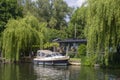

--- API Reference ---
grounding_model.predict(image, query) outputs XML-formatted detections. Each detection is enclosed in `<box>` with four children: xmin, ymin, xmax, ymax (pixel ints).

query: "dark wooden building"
<box><xmin>53</xmin><ymin>38</ymin><xmax>87</xmax><ymax>54</ymax></box>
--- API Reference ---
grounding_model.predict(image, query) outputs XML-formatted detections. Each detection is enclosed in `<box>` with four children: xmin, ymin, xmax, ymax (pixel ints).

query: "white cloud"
<box><xmin>64</xmin><ymin>0</ymin><xmax>86</xmax><ymax>8</ymax></box>
<box><xmin>31</xmin><ymin>0</ymin><xmax>36</xmax><ymax>2</ymax></box>
<box><xmin>76</xmin><ymin>0</ymin><xmax>86</xmax><ymax>7</ymax></box>
<box><xmin>32</xmin><ymin>0</ymin><xmax>86</xmax><ymax>8</ymax></box>
<box><xmin>65</xmin><ymin>0</ymin><xmax>76</xmax><ymax>7</ymax></box>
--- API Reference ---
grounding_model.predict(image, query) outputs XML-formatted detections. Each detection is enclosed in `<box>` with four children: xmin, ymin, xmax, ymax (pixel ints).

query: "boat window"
<box><xmin>51</xmin><ymin>53</ymin><xmax>62</xmax><ymax>56</ymax></box>
<box><xmin>51</xmin><ymin>54</ymin><xmax>56</xmax><ymax>56</ymax></box>
<box><xmin>46</xmin><ymin>54</ymin><xmax>52</xmax><ymax>57</ymax></box>
<box><xmin>55</xmin><ymin>53</ymin><xmax>62</xmax><ymax>56</ymax></box>
<box><xmin>38</xmin><ymin>52</ymin><xmax>45</xmax><ymax>57</ymax></box>
<box><xmin>41</xmin><ymin>52</ymin><xmax>45</xmax><ymax>56</ymax></box>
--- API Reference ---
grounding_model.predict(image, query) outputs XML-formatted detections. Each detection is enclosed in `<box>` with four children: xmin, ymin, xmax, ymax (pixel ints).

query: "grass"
<box><xmin>70</xmin><ymin>58</ymin><xmax>81</xmax><ymax>62</ymax></box>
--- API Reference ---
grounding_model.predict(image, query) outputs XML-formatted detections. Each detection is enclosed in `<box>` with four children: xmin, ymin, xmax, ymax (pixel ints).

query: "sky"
<box><xmin>64</xmin><ymin>0</ymin><xmax>86</xmax><ymax>8</ymax></box>
<box><xmin>32</xmin><ymin>0</ymin><xmax>86</xmax><ymax>8</ymax></box>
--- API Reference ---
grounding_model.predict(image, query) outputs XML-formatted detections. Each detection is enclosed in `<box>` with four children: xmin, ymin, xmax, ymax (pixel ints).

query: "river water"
<box><xmin>0</xmin><ymin>63</ymin><xmax>120</xmax><ymax>80</ymax></box>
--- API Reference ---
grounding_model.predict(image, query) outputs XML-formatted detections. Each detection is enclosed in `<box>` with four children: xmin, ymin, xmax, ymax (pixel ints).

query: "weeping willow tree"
<box><xmin>85</xmin><ymin>0</ymin><xmax>120</xmax><ymax>66</ymax></box>
<box><xmin>23</xmin><ymin>15</ymin><xmax>48</xmax><ymax>49</ymax></box>
<box><xmin>2</xmin><ymin>15</ymin><xmax>47</xmax><ymax>62</ymax></box>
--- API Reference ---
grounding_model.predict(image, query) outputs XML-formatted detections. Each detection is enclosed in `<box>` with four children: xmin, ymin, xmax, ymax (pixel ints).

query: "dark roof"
<box><xmin>53</xmin><ymin>38</ymin><xmax>87</xmax><ymax>43</ymax></box>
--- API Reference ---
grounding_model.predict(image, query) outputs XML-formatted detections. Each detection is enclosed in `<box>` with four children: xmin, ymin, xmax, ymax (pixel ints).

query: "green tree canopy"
<box><xmin>15</xmin><ymin>0</ymin><xmax>73</xmax><ymax>42</ymax></box>
<box><xmin>85</xmin><ymin>0</ymin><xmax>120</xmax><ymax>66</ymax></box>
<box><xmin>0</xmin><ymin>0</ymin><xmax>23</xmax><ymax>33</ymax></box>
<box><xmin>66</xmin><ymin>6</ymin><xmax>87</xmax><ymax>38</ymax></box>
<box><xmin>21</xmin><ymin>0</ymin><xmax>73</xmax><ymax>30</ymax></box>
<box><xmin>2</xmin><ymin>15</ymin><xmax>47</xmax><ymax>62</ymax></box>
<box><xmin>47</xmin><ymin>28</ymin><xmax>67</xmax><ymax>41</ymax></box>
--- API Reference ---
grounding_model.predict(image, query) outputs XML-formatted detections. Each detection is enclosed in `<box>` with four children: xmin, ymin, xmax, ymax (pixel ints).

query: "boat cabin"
<box><xmin>36</xmin><ymin>50</ymin><xmax>63</xmax><ymax>58</ymax></box>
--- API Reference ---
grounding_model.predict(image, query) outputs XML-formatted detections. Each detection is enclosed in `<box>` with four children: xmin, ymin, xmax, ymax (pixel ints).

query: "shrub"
<box><xmin>75</xmin><ymin>44</ymin><xmax>86</xmax><ymax>58</ymax></box>
<box><xmin>68</xmin><ymin>52</ymin><xmax>76</xmax><ymax>58</ymax></box>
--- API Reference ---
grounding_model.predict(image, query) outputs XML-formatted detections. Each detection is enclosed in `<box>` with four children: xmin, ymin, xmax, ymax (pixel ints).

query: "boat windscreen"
<box><xmin>37</xmin><ymin>52</ymin><xmax>45</xmax><ymax>57</ymax></box>
<box><xmin>52</xmin><ymin>52</ymin><xmax>62</xmax><ymax>56</ymax></box>
<box><xmin>57</xmin><ymin>53</ymin><xmax>62</xmax><ymax>56</ymax></box>
<box><xmin>46</xmin><ymin>54</ymin><xmax>52</xmax><ymax>57</ymax></box>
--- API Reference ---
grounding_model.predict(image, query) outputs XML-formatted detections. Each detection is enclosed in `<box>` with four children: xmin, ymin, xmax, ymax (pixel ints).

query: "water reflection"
<box><xmin>0</xmin><ymin>63</ymin><xmax>37</xmax><ymax>80</ymax></box>
<box><xmin>0</xmin><ymin>64</ymin><xmax>20</xmax><ymax>80</ymax></box>
<box><xmin>34</xmin><ymin>65</ymin><xmax>70</xmax><ymax>80</ymax></box>
<box><xmin>34</xmin><ymin>65</ymin><xmax>120</xmax><ymax>80</ymax></box>
<box><xmin>0</xmin><ymin>63</ymin><xmax>120</xmax><ymax>80</ymax></box>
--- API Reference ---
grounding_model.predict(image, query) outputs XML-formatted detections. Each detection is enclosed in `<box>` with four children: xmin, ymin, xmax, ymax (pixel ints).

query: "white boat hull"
<box><xmin>33</xmin><ymin>58</ymin><xmax>69</xmax><ymax>66</ymax></box>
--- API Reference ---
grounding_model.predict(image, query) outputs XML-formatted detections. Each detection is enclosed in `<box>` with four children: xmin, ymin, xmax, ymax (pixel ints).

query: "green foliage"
<box><xmin>75</xmin><ymin>44</ymin><xmax>86</xmax><ymax>58</ymax></box>
<box><xmin>81</xmin><ymin>57</ymin><xmax>91</xmax><ymax>66</ymax></box>
<box><xmin>50</xmin><ymin>0</ymin><xmax>72</xmax><ymax>29</ymax></box>
<box><xmin>22</xmin><ymin>0</ymin><xmax>73</xmax><ymax>30</ymax></box>
<box><xmin>68</xmin><ymin>52</ymin><xmax>75</xmax><ymax>58</ymax></box>
<box><xmin>43</xmin><ymin>42</ymin><xmax>59</xmax><ymax>49</ymax></box>
<box><xmin>85</xmin><ymin>0</ymin><xmax>120</xmax><ymax>66</ymax></box>
<box><xmin>17</xmin><ymin>0</ymin><xmax>72</xmax><ymax>42</ymax></box>
<box><xmin>0</xmin><ymin>0</ymin><xmax>23</xmax><ymax>33</ymax></box>
<box><xmin>2</xmin><ymin>15</ymin><xmax>47</xmax><ymax>62</ymax></box>
<box><xmin>49</xmin><ymin>17</ymin><xmax>57</xmax><ymax>28</ymax></box>
<box><xmin>66</xmin><ymin>6</ymin><xmax>87</xmax><ymax>38</ymax></box>
<box><xmin>81</xmin><ymin>54</ymin><xmax>96</xmax><ymax>66</ymax></box>
<box><xmin>47</xmin><ymin>28</ymin><xmax>67</xmax><ymax>41</ymax></box>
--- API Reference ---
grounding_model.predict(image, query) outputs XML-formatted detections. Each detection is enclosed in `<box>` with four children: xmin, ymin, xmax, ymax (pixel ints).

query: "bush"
<box><xmin>75</xmin><ymin>44</ymin><xmax>86</xmax><ymax>58</ymax></box>
<box><xmin>81</xmin><ymin>55</ymin><xmax>96</xmax><ymax>66</ymax></box>
<box><xmin>68</xmin><ymin>52</ymin><xmax>76</xmax><ymax>58</ymax></box>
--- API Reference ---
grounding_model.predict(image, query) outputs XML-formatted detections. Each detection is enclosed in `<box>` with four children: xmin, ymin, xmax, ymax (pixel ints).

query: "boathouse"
<box><xmin>53</xmin><ymin>38</ymin><xmax>87</xmax><ymax>54</ymax></box>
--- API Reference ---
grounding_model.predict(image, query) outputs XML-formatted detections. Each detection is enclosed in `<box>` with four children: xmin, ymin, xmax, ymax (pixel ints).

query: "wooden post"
<box><xmin>66</xmin><ymin>44</ymin><xmax>69</xmax><ymax>56</ymax></box>
<box><xmin>53</xmin><ymin>46</ymin><xmax>56</xmax><ymax>52</ymax></box>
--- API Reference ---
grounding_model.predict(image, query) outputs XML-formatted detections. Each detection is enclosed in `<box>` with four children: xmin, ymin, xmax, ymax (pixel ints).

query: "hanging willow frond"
<box><xmin>2</xmin><ymin>15</ymin><xmax>47</xmax><ymax>62</ymax></box>
<box><xmin>85</xmin><ymin>0</ymin><xmax>120</xmax><ymax>66</ymax></box>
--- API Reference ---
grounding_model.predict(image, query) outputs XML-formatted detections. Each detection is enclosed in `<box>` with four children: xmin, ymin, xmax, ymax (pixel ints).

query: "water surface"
<box><xmin>0</xmin><ymin>63</ymin><xmax>120</xmax><ymax>80</ymax></box>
